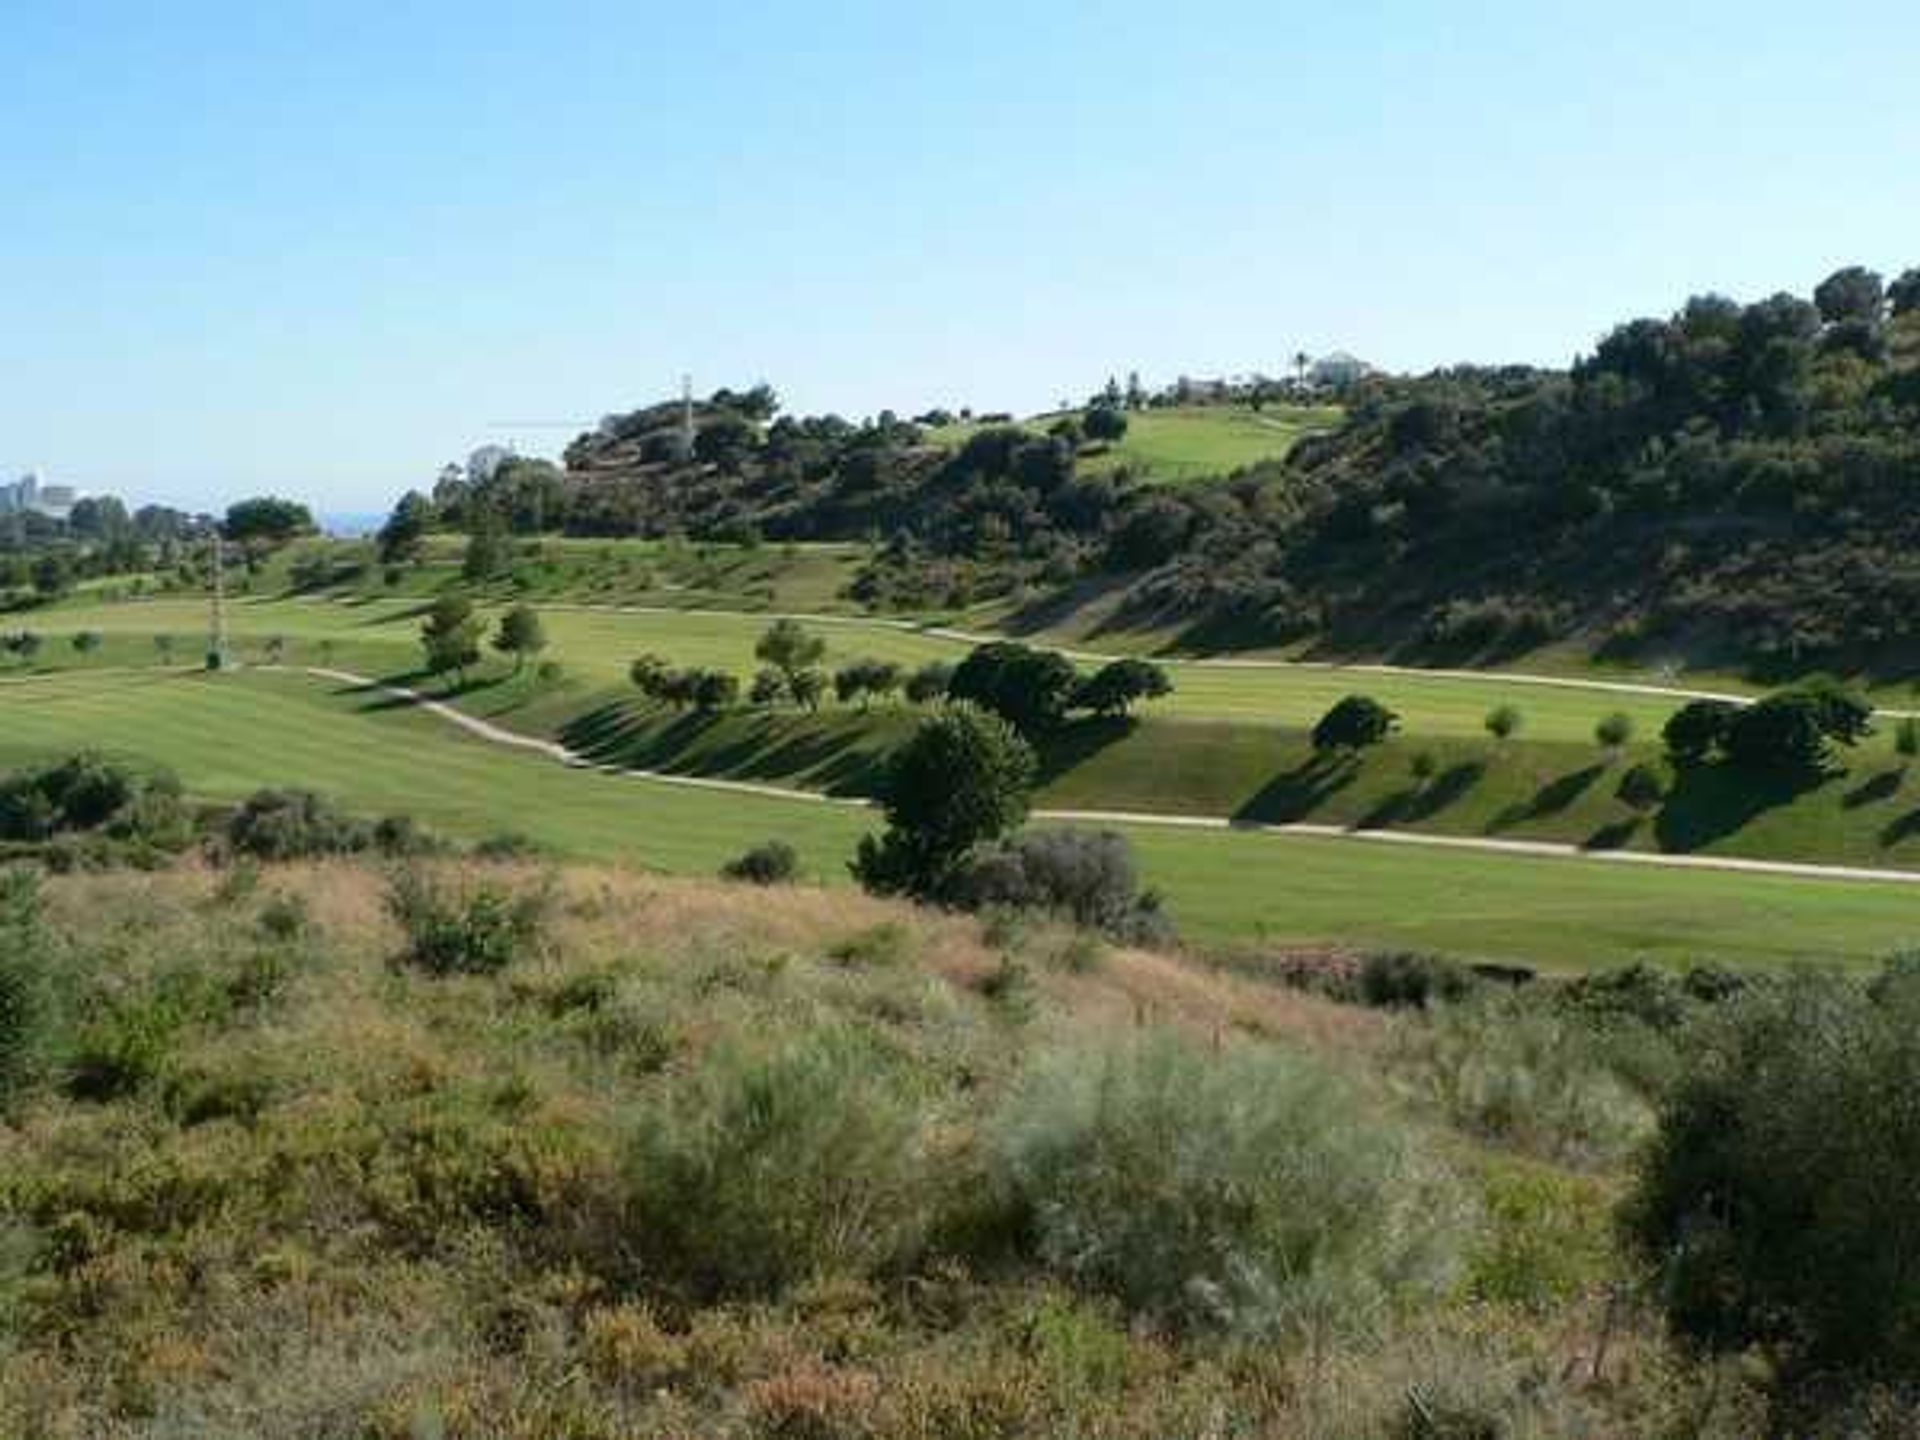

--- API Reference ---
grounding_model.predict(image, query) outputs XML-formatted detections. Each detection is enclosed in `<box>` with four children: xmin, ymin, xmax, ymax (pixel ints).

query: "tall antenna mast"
<box><xmin>679</xmin><ymin>373</ymin><xmax>696</xmax><ymax>460</ymax></box>
<box><xmin>207</xmin><ymin>529</ymin><xmax>229</xmax><ymax>670</ymax></box>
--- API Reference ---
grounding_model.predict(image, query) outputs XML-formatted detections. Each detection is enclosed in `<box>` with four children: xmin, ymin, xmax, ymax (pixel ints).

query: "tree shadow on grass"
<box><xmin>1034</xmin><ymin>716</ymin><xmax>1138</xmax><ymax>787</ymax></box>
<box><xmin>1879</xmin><ymin>808</ymin><xmax>1920</xmax><ymax>850</ymax></box>
<box><xmin>1653</xmin><ymin>762</ymin><xmax>1829</xmax><ymax>853</ymax></box>
<box><xmin>1235</xmin><ymin>752</ymin><xmax>1364</xmax><ymax>825</ymax></box>
<box><xmin>1584</xmin><ymin>816</ymin><xmax>1642</xmax><ymax>850</ymax></box>
<box><xmin>1356</xmin><ymin>761</ymin><xmax>1487</xmax><ymax>829</ymax></box>
<box><xmin>1487</xmin><ymin>764</ymin><xmax>1604</xmax><ymax>833</ymax></box>
<box><xmin>1843</xmin><ymin>767</ymin><xmax>1905</xmax><ymax>809</ymax></box>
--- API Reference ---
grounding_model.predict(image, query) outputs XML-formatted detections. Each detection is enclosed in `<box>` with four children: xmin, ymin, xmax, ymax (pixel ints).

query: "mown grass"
<box><xmin>925</xmin><ymin>404</ymin><xmax>1344</xmax><ymax>484</ymax></box>
<box><xmin>2</xmin><ymin>668</ymin><xmax>1917</xmax><ymax>969</ymax></box>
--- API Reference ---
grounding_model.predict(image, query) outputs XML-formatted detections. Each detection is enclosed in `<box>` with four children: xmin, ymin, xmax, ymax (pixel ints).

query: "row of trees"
<box><xmin>418</xmin><ymin>598</ymin><xmax>547</xmax><ymax>683</ymax></box>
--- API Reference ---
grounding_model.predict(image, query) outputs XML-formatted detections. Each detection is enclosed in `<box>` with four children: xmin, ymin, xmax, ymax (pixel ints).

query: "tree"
<box><xmin>1484</xmin><ymin>704</ymin><xmax>1523</xmax><ymax>742</ymax></box>
<box><xmin>691</xmin><ymin>669</ymin><xmax>739</xmax><ymax>711</ymax></box>
<box><xmin>1897</xmin><ymin>716</ymin><xmax>1920</xmax><ymax>760</ymax></box>
<box><xmin>852</xmin><ymin>704</ymin><xmax>1036</xmax><ymax>899</ymax></box>
<box><xmin>1595</xmin><ymin>712</ymin><xmax>1634</xmax><ymax>755</ymax></box>
<box><xmin>419</xmin><ymin>595</ymin><xmax>483</xmax><ymax>684</ymax></box>
<box><xmin>947</xmin><ymin>642</ymin><xmax>1079</xmax><ymax>736</ymax></box>
<box><xmin>749</xmin><ymin>667</ymin><xmax>787</xmax><ymax>706</ymax></box>
<box><xmin>693</xmin><ymin>413</ymin><xmax>758</xmax><ymax>471</ymax></box>
<box><xmin>629</xmin><ymin>653</ymin><xmax>670</xmax><ymax>699</ymax></box>
<box><xmin>377</xmin><ymin>490</ymin><xmax>433</xmax><ymax>565</ymax></box>
<box><xmin>30</xmin><ymin>553</ymin><xmax>71</xmax><ymax>599</ymax></box>
<box><xmin>1722</xmin><ymin>693</ymin><xmax>1831</xmax><ymax>774</ymax></box>
<box><xmin>1083</xmin><ymin>405</ymin><xmax>1129</xmax><ymax>443</ymax></box>
<box><xmin>1663</xmin><ymin>699</ymin><xmax>1736</xmax><ymax>765</ymax></box>
<box><xmin>1812</xmin><ymin>266</ymin><xmax>1884</xmax><ymax>325</ymax></box>
<box><xmin>1617</xmin><ymin>762</ymin><xmax>1665</xmax><ymax>813</ymax></box>
<box><xmin>222</xmin><ymin>497</ymin><xmax>314</xmax><ymax>546</ymax></box>
<box><xmin>754</xmin><ymin>619</ymin><xmax>826</xmax><ymax>691</ymax></box>
<box><xmin>834</xmin><ymin>659</ymin><xmax>901</xmax><ymax>710</ymax></box>
<box><xmin>904</xmin><ymin>660</ymin><xmax>954</xmax><ymax>705</ymax></box>
<box><xmin>1312</xmin><ymin>695</ymin><xmax>1398</xmax><ymax>752</ymax></box>
<box><xmin>4</xmin><ymin>632</ymin><xmax>42</xmax><ymax>666</ymax></box>
<box><xmin>1890</xmin><ymin>268</ymin><xmax>1920</xmax><ymax>318</ymax></box>
<box><xmin>492</xmin><ymin>605</ymin><xmax>547</xmax><ymax>673</ymax></box>
<box><xmin>788</xmin><ymin>667</ymin><xmax>828</xmax><ymax>713</ymax></box>
<box><xmin>462</xmin><ymin>517</ymin><xmax>511</xmax><ymax>582</ymax></box>
<box><xmin>1073</xmin><ymin>658</ymin><xmax>1173</xmax><ymax>719</ymax></box>
<box><xmin>70</xmin><ymin>631</ymin><xmax>102</xmax><ymax>657</ymax></box>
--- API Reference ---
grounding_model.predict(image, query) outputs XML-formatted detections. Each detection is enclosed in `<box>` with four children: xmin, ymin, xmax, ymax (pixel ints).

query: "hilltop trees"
<box><xmin>223</xmin><ymin>497</ymin><xmax>314</xmax><ymax>546</ymax></box>
<box><xmin>853</xmin><ymin>704</ymin><xmax>1036</xmax><ymax>899</ymax></box>
<box><xmin>1083</xmin><ymin>404</ymin><xmax>1129</xmax><ymax>443</ymax></box>
<box><xmin>377</xmin><ymin>490</ymin><xmax>433</xmax><ymax>565</ymax></box>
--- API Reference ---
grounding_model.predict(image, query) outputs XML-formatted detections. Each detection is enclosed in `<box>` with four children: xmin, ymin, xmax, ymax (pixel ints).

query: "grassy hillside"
<box><xmin>926</xmin><ymin>404</ymin><xmax>1342</xmax><ymax>484</ymax></box>
<box><xmin>3</xmin><ymin>858</ymin><xmax>1773</xmax><ymax>1437</ymax></box>
<box><xmin>3</xmin><ymin>668</ymin><xmax>1918</xmax><ymax>967</ymax></box>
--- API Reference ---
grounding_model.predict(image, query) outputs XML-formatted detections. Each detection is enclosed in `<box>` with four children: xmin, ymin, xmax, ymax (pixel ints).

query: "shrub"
<box><xmin>226</xmin><ymin>788</ymin><xmax>367</xmax><ymax>860</ymax></box>
<box><xmin>0</xmin><ymin>869</ymin><xmax>51</xmax><ymax>1104</ymax></box>
<box><xmin>1628</xmin><ymin>966</ymin><xmax>1920</xmax><ymax>1382</ymax></box>
<box><xmin>1072</xmin><ymin>658</ymin><xmax>1172</xmax><ymax>719</ymax></box>
<box><xmin>625</xmin><ymin>1028</ymin><xmax>934</xmax><ymax>1296</ymax></box>
<box><xmin>1312</xmin><ymin>694</ymin><xmax>1399</xmax><ymax>752</ymax></box>
<box><xmin>472</xmin><ymin>831</ymin><xmax>545</xmax><ymax>862</ymax></box>
<box><xmin>721</xmin><ymin>840</ymin><xmax>799</xmax><ymax>885</ymax></box>
<box><xmin>1897</xmin><ymin>715</ymin><xmax>1920</xmax><ymax>759</ymax></box>
<box><xmin>950</xmin><ymin>828</ymin><xmax>1172</xmax><ymax>943</ymax></box>
<box><xmin>903</xmin><ymin>660</ymin><xmax>954</xmax><ymax>704</ymax></box>
<box><xmin>991</xmin><ymin>1031</ymin><xmax>1466</xmax><ymax>1338</ymax></box>
<box><xmin>1396</xmin><ymin>997</ymin><xmax>1654</xmax><ymax>1166</ymax></box>
<box><xmin>1594</xmin><ymin>712</ymin><xmax>1634</xmax><ymax>752</ymax></box>
<box><xmin>384</xmin><ymin>867</ymin><xmax>553</xmax><ymax>976</ymax></box>
<box><xmin>1359</xmin><ymin>951</ymin><xmax>1477</xmax><ymax>1010</ymax></box>
<box><xmin>1484</xmin><ymin>704</ymin><xmax>1523</xmax><ymax>742</ymax></box>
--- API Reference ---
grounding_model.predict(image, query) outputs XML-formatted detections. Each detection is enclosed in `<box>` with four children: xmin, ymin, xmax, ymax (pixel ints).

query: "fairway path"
<box><xmin>310</xmin><ymin>667</ymin><xmax>1920</xmax><ymax>889</ymax></box>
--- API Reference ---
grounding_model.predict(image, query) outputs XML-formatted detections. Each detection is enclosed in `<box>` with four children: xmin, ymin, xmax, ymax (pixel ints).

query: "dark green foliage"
<box><xmin>225</xmin><ymin>789</ymin><xmax>367</xmax><ymax>860</ymax></box>
<box><xmin>628</xmin><ymin>652</ymin><xmax>669</xmax><ymax>696</ymax></box>
<box><xmin>1312</xmin><ymin>694</ymin><xmax>1399</xmax><ymax>751</ymax></box>
<box><xmin>1723</xmin><ymin>693</ymin><xmax>1835</xmax><ymax>774</ymax></box>
<box><xmin>720</xmin><ymin>840</ymin><xmax>798</xmax><ymax>885</ymax></box>
<box><xmin>1359</xmin><ymin>951</ymin><xmax>1477</xmax><ymax>1010</ymax></box>
<box><xmin>420</xmin><ymin>594</ymin><xmax>483</xmax><ymax>681</ymax></box>
<box><xmin>222</xmin><ymin>496</ymin><xmax>314</xmax><ymax>545</ymax></box>
<box><xmin>70</xmin><ymin>630</ymin><xmax>101</xmax><ymax>656</ymax></box>
<box><xmin>1594</xmin><ymin>712</ymin><xmax>1633</xmax><ymax>751</ymax></box>
<box><xmin>0</xmin><ymin>755</ymin><xmax>189</xmax><ymax>856</ymax></box>
<box><xmin>377</xmin><ymin>490</ymin><xmax>432</xmax><ymax>564</ymax></box>
<box><xmin>1082</xmin><ymin>404</ymin><xmax>1129</xmax><ymax>442</ymax></box>
<box><xmin>1662</xmin><ymin>700</ymin><xmax>1737</xmax><ymax>764</ymax></box>
<box><xmin>1629</xmin><ymin>966</ymin><xmax>1920</xmax><ymax>1383</ymax></box>
<box><xmin>492</xmin><ymin>604</ymin><xmax>547</xmax><ymax>671</ymax></box>
<box><xmin>1072</xmin><ymin>658</ymin><xmax>1172</xmax><ymax>718</ymax></box>
<box><xmin>1616</xmin><ymin>761</ymin><xmax>1665</xmax><ymax>812</ymax></box>
<box><xmin>948</xmin><ymin>641</ymin><xmax>1079</xmax><ymax>735</ymax></box>
<box><xmin>951</xmin><ymin>828</ymin><xmax>1172</xmax><ymax>943</ymax></box>
<box><xmin>833</xmin><ymin>657</ymin><xmax>902</xmax><ymax>708</ymax></box>
<box><xmin>903</xmin><ymin>659</ymin><xmax>954</xmax><ymax>704</ymax></box>
<box><xmin>385</xmin><ymin>867</ymin><xmax>552</xmax><ymax>976</ymax></box>
<box><xmin>1484</xmin><ymin>704</ymin><xmax>1523</xmax><ymax>742</ymax></box>
<box><xmin>753</xmin><ymin>618</ymin><xmax>825</xmax><ymax>688</ymax></box>
<box><xmin>853</xmin><ymin>704</ymin><xmax>1036</xmax><ymax>900</ymax></box>
<box><xmin>690</xmin><ymin>669</ymin><xmax>739</xmax><ymax>710</ymax></box>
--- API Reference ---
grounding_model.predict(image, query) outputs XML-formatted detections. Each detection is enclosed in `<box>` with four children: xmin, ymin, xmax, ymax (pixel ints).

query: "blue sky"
<box><xmin>3</xmin><ymin>1</ymin><xmax>1917</xmax><ymax>515</ymax></box>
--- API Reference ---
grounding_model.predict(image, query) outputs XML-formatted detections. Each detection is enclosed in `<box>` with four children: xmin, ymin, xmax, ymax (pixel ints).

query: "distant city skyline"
<box><xmin>5</xmin><ymin>0</ymin><xmax>1918</xmax><ymax>514</ymax></box>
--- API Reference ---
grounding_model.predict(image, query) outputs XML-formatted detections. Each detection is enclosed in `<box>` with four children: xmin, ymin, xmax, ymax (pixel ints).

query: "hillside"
<box><xmin>0</xmin><ymin>857</ymin><xmax>1849</xmax><ymax>1436</ymax></box>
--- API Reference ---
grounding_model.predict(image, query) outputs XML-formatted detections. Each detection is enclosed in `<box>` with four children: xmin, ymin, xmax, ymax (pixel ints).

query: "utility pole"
<box><xmin>679</xmin><ymin>373</ymin><xmax>696</xmax><ymax>461</ymax></box>
<box><xmin>207</xmin><ymin>529</ymin><xmax>229</xmax><ymax>670</ymax></box>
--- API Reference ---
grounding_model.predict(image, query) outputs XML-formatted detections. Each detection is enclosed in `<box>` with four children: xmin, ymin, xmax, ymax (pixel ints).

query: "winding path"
<box><xmin>308</xmin><ymin>667</ymin><xmax>1920</xmax><ymax>889</ymax></box>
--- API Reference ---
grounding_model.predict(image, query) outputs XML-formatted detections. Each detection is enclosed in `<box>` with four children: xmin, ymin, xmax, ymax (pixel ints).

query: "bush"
<box><xmin>625</xmin><ymin>1028</ymin><xmax>934</xmax><ymax>1297</ymax></box>
<box><xmin>1072</xmin><ymin>658</ymin><xmax>1172</xmax><ymax>719</ymax></box>
<box><xmin>1358</xmin><ymin>951</ymin><xmax>1477</xmax><ymax>1010</ymax></box>
<box><xmin>1312</xmin><ymin>694</ymin><xmax>1399</xmax><ymax>752</ymax></box>
<box><xmin>226</xmin><ymin>788</ymin><xmax>367</xmax><ymax>860</ymax></box>
<box><xmin>721</xmin><ymin>840</ymin><xmax>799</xmax><ymax>885</ymax></box>
<box><xmin>0</xmin><ymin>869</ymin><xmax>50</xmax><ymax>1104</ymax></box>
<box><xmin>1484</xmin><ymin>704</ymin><xmax>1523</xmax><ymax>742</ymax></box>
<box><xmin>991</xmin><ymin>1031</ymin><xmax>1466</xmax><ymax>1338</ymax></box>
<box><xmin>384</xmin><ymin>867</ymin><xmax>553</xmax><ymax>976</ymax></box>
<box><xmin>1616</xmin><ymin>761</ymin><xmax>1665</xmax><ymax>812</ymax></box>
<box><xmin>1662</xmin><ymin>698</ymin><xmax>1737</xmax><ymax>764</ymax></box>
<box><xmin>903</xmin><ymin>660</ymin><xmax>954</xmax><ymax>704</ymax></box>
<box><xmin>1594</xmin><ymin>712</ymin><xmax>1634</xmax><ymax>751</ymax></box>
<box><xmin>950</xmin><ymin>828</ymin><xmax>1172</xmax><ymax>943</ymax></box>
<box><xmin>1629</xmin><ymin>966</ymin><xmax>1920</xmax><ymax>1382</ymax></box>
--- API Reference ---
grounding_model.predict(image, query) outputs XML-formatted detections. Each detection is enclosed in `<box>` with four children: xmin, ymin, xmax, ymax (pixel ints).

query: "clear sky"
<box><xmin>3</xmin><ymin>1</ymin><xmax>1917</xmax><ymax>516</ymax></box>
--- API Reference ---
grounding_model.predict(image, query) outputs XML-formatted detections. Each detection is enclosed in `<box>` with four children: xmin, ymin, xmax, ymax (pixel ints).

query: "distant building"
<box><xmin>1308</xmin><ymin>352</ymin><xmax>1372</xmax><ymax>389</ymax></box>
<box><xmin>0</xmin><ymin>471</ymin><xmax>81</xmax><ymax>519</ymax></box>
